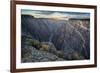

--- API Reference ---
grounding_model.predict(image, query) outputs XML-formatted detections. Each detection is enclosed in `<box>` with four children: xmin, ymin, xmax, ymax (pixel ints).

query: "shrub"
<box><xmin>71</xmin><ymin>52</ymin><xmax>84</xmax><ymax>60</ymax></box>
<box><xmin>40</xmin><ymin>45</ymin><xmax>49</xmax><ymax>51</ymax></box>
<box><xmin>26</xmin><ymin>39</ymin><xmax>41</xmax><ymax>49</ymax></box>
<box><xmin>31</xmin><ymin>40</ymin><xmax>41</xmax><ymax>49</ymax></box>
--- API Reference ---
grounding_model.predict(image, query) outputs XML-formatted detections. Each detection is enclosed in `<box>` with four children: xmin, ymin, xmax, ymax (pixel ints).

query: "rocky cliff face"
<box><xmin>21</xmin><ymin>15</ymin><xmax>90</xmax><ymax>63</ymax></box>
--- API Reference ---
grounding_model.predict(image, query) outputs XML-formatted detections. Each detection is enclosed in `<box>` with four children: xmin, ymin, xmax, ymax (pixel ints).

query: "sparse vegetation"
<box><xmin>40</xmin><ymin>45</ymin><xmax>49</xmax><ymax>51</ymax></box>
<box><xmin>27</xmin><ymin>39</ymin><xmax>41</xmax><ymax>50</ymax></box>
<box><xmin>70</xmin><ymin>52</ymin><xmax>84</xmax><ymax>60</ymax></box>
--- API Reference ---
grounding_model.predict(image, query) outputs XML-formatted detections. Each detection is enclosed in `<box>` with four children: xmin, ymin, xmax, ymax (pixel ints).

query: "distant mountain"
<box><xmin>21</xmin><ymin>14</ymin><xmax>90</xmax><ymax>62</ymax></box>
<box><xmin>22</xmin><ymin>10</ymin><xmax>90</xmax><ymax>19</ymax></box>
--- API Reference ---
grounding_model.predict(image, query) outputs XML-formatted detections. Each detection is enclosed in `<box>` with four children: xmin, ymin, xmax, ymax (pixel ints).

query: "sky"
<box><xmin>21</xmin><ymin>9</ymin><xmax>90</xmax><ymax>20</ymax></box>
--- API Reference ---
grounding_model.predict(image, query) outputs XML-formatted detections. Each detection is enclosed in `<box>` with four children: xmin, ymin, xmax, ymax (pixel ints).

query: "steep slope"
<box><xmin>21</xmin><ymin>15</ymin><xmax>90</xmax><ymax>62</ymax></box>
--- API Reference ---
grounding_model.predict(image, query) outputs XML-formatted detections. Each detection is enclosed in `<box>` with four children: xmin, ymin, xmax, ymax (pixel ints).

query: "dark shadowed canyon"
<box><xmin>21</xmin><ymin>15</ymin><xmax>90</xmax><ymax>63</ymax></box>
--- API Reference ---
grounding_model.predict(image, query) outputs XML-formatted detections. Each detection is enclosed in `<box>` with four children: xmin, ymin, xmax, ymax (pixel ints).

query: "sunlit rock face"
<box><xmin>21</xmin><ymin>15</ymin><xmax>90</xmax><ymax>62</ymax></box>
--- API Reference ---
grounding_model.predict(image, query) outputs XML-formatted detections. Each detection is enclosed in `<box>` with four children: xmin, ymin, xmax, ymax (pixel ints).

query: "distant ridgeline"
<box><xmin>21</xmin><ymin>14</ymin><xmax>90</xmax><ymax>20</ymax></box>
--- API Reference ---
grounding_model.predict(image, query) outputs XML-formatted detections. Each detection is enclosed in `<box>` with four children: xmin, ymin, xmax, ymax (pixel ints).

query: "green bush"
<box><xmin>25</xmin><ymin>39</ymin><xmax>41</xmax><ymax>49</ymax></box>
<box><xmin>30</xmin><ymin>39</ymin><xmax>41</xmax><ymax>49</ymax></box>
